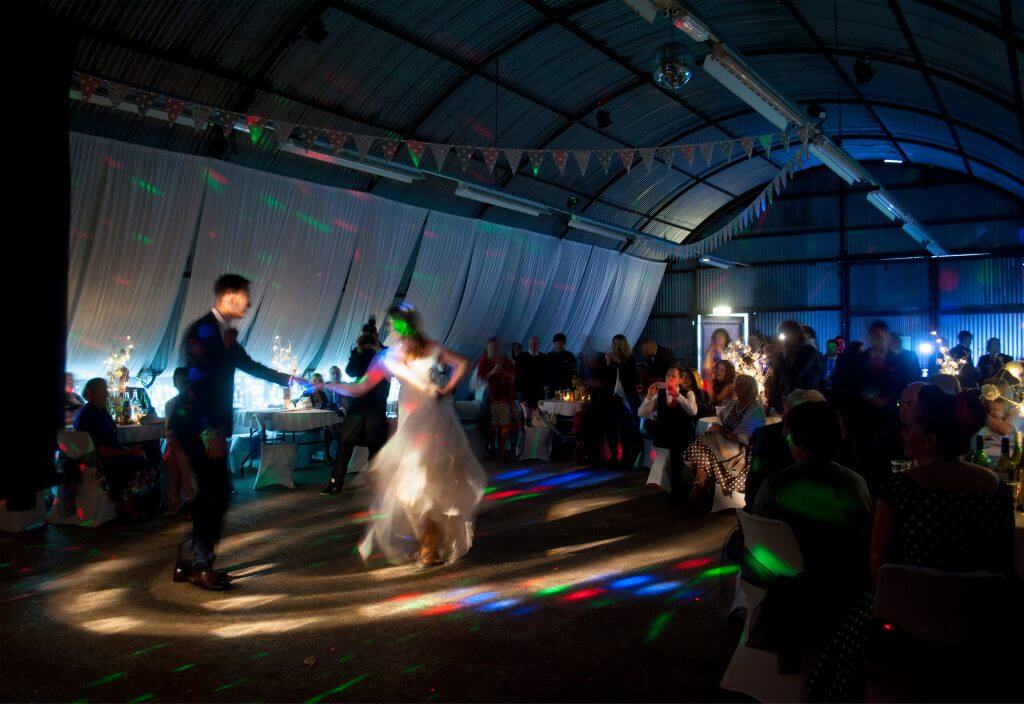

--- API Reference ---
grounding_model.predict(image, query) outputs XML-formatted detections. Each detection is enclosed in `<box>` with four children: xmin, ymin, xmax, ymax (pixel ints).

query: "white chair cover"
<box><xmin>712</xmin><ymin>483</ymin><xmax>746</xmax><ymax>512</ymax></box>
<box><xmin>645</xmin><ymin>446</ymin><xmax>673</xmax><ymax>492</ymax></box>
<box><xmin>720</xmin><ymin>511</ymin><xmax>806</xmax><ymax>703</ymax></box>
<box><xmin>253</xmin><ymin>444</ymin><xmax>296</xmax><ymax>490</ymax></box>
<box><xmin>519</xmin><ymin>423</ymin><xmax>552</xmax><ymax>462</ymax></box>
<box><xmin>228</xmin><ymin>435</ymin><xmax>251</xmax><ymax>475</ymax></box>
<box><xmin>1</xmin><ymin>491</ymin><xmax>48</xmax><ymax>533</ymax></box>
<box><xmin>50</xmin><ymin>431</ymin><xmax>120</xmax><ymax>528</ymax></box>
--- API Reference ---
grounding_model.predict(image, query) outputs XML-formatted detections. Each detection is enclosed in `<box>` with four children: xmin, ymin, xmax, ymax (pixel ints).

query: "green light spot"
<box><xmin>645</xmin><ymin>611</ymin><xmax>673</xmax><ymax>644</ymax></box>
<box><xmin>307</xmin><ymin>561</ymin><xmax>327</xmax><ymax>569</ymax></box>
<box><xmin>129</xmin><ymin>694</ymin><xmax>155</xmax><ymax>703</ymax></box>
<box><xmin>130</xmin><ymin>642</ymin><xmax>169</xmax><ymax>657</ymax></box>
<box><xmin>749</xmin><ymin>545</ymin><xmax>800</xmax><ymax>578</ymax></box>
<box><xmin>305</xmin><ymin>674</ymin><xmax>368</xmax><ymax>704</ymax></box>
<box><xmin>171</xmin><ymin>663</ymin><xmax>195</xmax><ymax>673</ymax></box>
<box><xmin>337</xmin><ymin>654</ymin><xmax>354</xmax><ymax>663</ymax></box>
<box><xmin>85</xmin><ymin>672</ymin><xmax>125</xmax><ymax>688</ymax></box>
<box><xmin>252</xmin><ymin>652</ymin><xmax>269</xmax><ymax>659</ymax></box>
<box><xmin>536</xmin><ymin>584</ymin><xmax>570</xmax><ymax>596</ymax></box>
<box><xmin>402</xmin><ymin>664</ymin><xmax>424</xmax><ymax>674</ymax></box>
<box><xmin>212</xmin><ymin>678</ymin><xmax>248</xmax><ymax>692</ymax></box>
<box><xmin>504</xmin><ymin>492</ymin><xmax>541</xmax><ymax>503</ymax></box>
<box><xmin>131</xmin><ymin>178</ymin><xmax>164</xmax><ymax>196</ymax></box>
<box><xmin>205</xmin><ymin>174</ymin><xmax>224</xmax><ymax>192</ymax></box>
<box><xmin>131</xmin><ymin>233</ymin><xmax>153</xmax><ymax>245</ymax></box>
<box><xmin>483</xmin><ymin>486</ymin><xmax>497</xmax><ymax>494</ymax></box>
<box><xmin>0</xmin><ymin>563</ymin><xmax>10</xmax><ymax>568</ymax></box>
<box><xmin>295</xmin><ymin>211</ymin><xmax>333</xmax><ymax>233</ymax></box>
<box><xmin>697</xmin><ymin>565</ymin><xmax>740</xmax><ymax>580</ymax></box>
<box><xmin>263</xmin><ymin>194</ymin><xmax>287</xmax><ymax>211</ymax></box>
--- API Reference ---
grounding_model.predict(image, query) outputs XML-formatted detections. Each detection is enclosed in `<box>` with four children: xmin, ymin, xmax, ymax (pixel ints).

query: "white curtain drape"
<box><xmin>589</xmin><ymin>255</ymin><xmax>667</xmax><ymax>351</ymax></box>
<box><xmin>523</xmin><ymin>239</ymin><xmax>592</xmax><ymax>348</ymax></box>
<box><xmin>559</xmin><ymin>247</ymin><xmax>621</xmax><ymax>355</ymax></box>
<box><xmin>399</xmin><ymin>211</ymin><xmax>477</xmax><ymax>342</ymax></box>
<box><xmin>176</xmin><ymin>162</ymin><xmax>359</xmax><ymax>373</ymax></box>
<box><xmin>316</xmin><ymin>198</ymin><xmax>427</xmax><ymax>368</ymax></box>
<box><xmin>67</xmin><ymin>134</ymin><xmax>205</xmax><ymax>378</ymax></box>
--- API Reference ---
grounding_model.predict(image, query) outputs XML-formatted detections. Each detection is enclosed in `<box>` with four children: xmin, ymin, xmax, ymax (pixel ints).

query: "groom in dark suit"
<box><xmin>170</xmin><ymin>273</ymin><xmax>305</xmax><ymax>590</ymax></box>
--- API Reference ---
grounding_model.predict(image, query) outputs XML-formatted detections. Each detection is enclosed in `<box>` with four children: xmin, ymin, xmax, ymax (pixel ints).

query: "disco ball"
<box><xmin>651</xmin><ymin>42</ymin><xmax>694</xmax><ymax>92</ymax></box>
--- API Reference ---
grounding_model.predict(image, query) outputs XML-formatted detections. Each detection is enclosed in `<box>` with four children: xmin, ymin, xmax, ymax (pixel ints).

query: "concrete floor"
<box><xmin>1</xmin><ymin>461</ymin><xmax>750</xmax><ymax>703</ymax></box>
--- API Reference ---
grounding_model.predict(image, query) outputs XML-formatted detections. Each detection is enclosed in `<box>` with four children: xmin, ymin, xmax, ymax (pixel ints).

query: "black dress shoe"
<box><xmin>320</xmin><ymin>483</ymin><xmax>341</xmax><ymax>496</ymax></box>
<box><xmin>190</xmin><ymin>570</ymin><xmax>232</xmax><ymax>590</ymax></box>
<box><xmin>173</xmin><ymin>559</ymin><xmax>192</xmax><ymax>583</ymax></box>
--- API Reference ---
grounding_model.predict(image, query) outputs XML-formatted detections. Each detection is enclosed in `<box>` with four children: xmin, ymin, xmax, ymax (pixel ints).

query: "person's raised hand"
<box><xmin>647</xmin><ymin>383</ymin><xmax>659</xmax><ymax>399</ymax></box>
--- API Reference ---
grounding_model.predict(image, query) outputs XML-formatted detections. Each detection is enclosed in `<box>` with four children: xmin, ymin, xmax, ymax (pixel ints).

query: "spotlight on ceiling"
<box><xmin>806</xmin><ymin>102</ymin><xmax>828</xmax><ymax>124</ymax></box>
<box><xmin>596</xmin><ymin>109</ymin><xmax>612</xmax><ymax>129</ymax></box>
<box><xmin>300</xmin><ymin>16</ymin><xmax>329</xmax><ymax>44</ymax></box>
<box><xmin>651</xmin><ymin>42</ymin><xmax>695</xmax><ymax>92</ymax></box>
<box><xmin>853</xmin><ymin>58</ymin><xmax>875</xmax><ymax>84</ymax></box>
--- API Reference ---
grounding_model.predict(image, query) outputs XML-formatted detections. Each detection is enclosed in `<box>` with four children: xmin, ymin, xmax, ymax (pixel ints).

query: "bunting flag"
<box><xmin>246</xmin><ymin>115</ymin><xmax>265</xmax><ymax>145</ymax></box>
<box><xmin>681</xmin><ymin>145</ymin><xmax>695</xmax><ymax>166</ymax></box>
<box><xmin>699</xmin><ymin>142</ymin><xmax>714</xmax><ymax>166</ymax></box>
<box><xmin>108</xmin><ymin>82</ymin><xmax>128</xmax><ymax>110</ymax></box>
<box><xmin>273</xmin><ymin>120</ymin><xmax>294</xmax><ymax>146</ymax></box>
<box><xmin>136</xmin><ymin>90</ymin><xmax>157</xmax><ymax>117</ymax></box>
<box><xmin>721</xmin><ymin>140</ymin><xmax>735</xmax><ymax>162</ymax></box>
<box><xmin>740</xmin><ymin>137</ymin><xmax>754</xmax><ymax>159</ymax></box>
<box><xmin>79</xmin><ymin>75</ymin><xmax>101</xmax><ymax>102</ymax></box>
<box><xmin>573</xmin><ymin>150</ymin><xmax>591</xmax><ymax>176</ymax></box>
<box><xmin>617</xmin><ymin>148</ymin><xmax>634</xmax><ymax>173</ymax></box>
<box><xmin>455</xmin><ymin>145</ymin><xmax>475</xmax><ymax>172</ymax></box>
<box><xmin>327</xmin><ymin>131</ymin><xmax>347</xmax><ymax>153</ymax></box>
<box><xmin>504</xmin><ymin>148</ymin><xmax>524</xmax><ymax>174</ymax></box>
<box><xmin>164</xmin><ymin>98</ymin><xmax>183</xmax><ymax>125</ymax></box>
<box><xmin>377</xmin><ymin>138</ymin><xmax>401</xmax><ymax>161</ymax></box>
<box><xmin>639</xmin><ymin>147</ymin><xmax>656</xmax><ymax>172</ymax></box>
<box><xmin>300</xmin><ymin>126</ymin><xmax>322</xmax><ymax>147</ymax></box>
<box><xmin>526</xmin><ymin>149</ymin><xmax>545</xmax><ymax>175</ymax></box>
<box><xmin>780</xmin><ymin>131</ymin><xmax>791</xmax><ymax>153</ymax></box>
<box><xmin>352</xmin><ymin>134</ymin><xmax>374</xmax><ymax>161</ymax></box>
<box><xmin>551</xmin><ymin>150</ymin><xmax>569</xmax><ymax>175</ymax></box>
<box><xmin>657</xmin><ymin>147</ymin><xmax>674</xmax><ymax>170</ymax></box>
<box><xmin>430</xmin><ymin>143</ymin><xmax>452</xmax><ymax>169</ymax></box>
<box><xmin>798</xmin><ymin>126</ymin><xmax>810</xmax><ymax>149</ymax></box>
<box><xmin>218</xmin><ymin>110</ymin><xmax>241</xmax><ymax>137</ymax></box>
<box><xmin>758</xmin><ymin>133</ymin><xmax>773</xmax><ymax>157</ymax></box>
<box><xmin>480</xmin><ymin>147</ymin><xmax>501</xmax><ymax>174</ymax></box>
<box><xmin>406</xmin><ymin>140</ymin><xmax>428</xmax><ymax>166</ymax></box>
<box><xmin>191</xmin><ymin>105</ymin><xmax>211</xmax><ymax>132</ymax></box>
<box><xmin>596</xmin><ymin>150</ymin><xmax>613</xmax><ymax>174</ymax></box>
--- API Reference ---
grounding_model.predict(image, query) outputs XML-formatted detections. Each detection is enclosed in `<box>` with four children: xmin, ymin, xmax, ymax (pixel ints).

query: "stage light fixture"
<box><xmin>853</xmin><ymin>59</ymin><xmax>875</xmax><ymax>84</ymax></box>
<box><xmin>596</xmin><ymin>109</ymin><xmax>612</xmax><ymax>129</ymax></box>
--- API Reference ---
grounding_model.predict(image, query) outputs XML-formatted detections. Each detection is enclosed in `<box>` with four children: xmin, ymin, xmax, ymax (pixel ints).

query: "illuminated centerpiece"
<box><xmin>271</xmin><ymin>336</ymin><xmax>301</xmax><ymax>407</ymax></box>
<box><xmin>724</xmin><ymin>341</ymin><xmax>772</xmax><ymax>406</ymax></box>
<box><xmin>104</xmin><ymin>336</ymin><xmax>134</xmax><ymax>422</ymax></box>
<box><xmin>929</xmin><ymin>330</ymin><xmax>965</xmax><ymax>376</ymax></box>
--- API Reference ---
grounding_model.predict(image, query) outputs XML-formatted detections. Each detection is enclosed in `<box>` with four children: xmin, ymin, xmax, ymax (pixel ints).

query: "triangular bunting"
<box><xmin>699</xmin><ymin>142</ymin><xmax>714</xmax><ymax>166</ymax></box>
<box><xmin>430</xmin><ymin>143</ymin><xmax>452</xmax><ymax>169</ymax></box>
<box><xmin>136</xmin><ymin>90</ymin><xmax>158</xmax><ymax>117</ymax></box>
<box><xmin>780</xmin><ymin>131</ymin><xmax>791</xmax><ymax>153</ymax></box>
<box><xmin>758</xmin><ymin>133</ymin><xmax>773</xmax><ymax>157</ymax></box>
<box><xmin>798</xmin><ymin>126</ymin><xmax>810</xmax><ymax>148</ymax></box>
<box><xmin>352</xmin><ymin>134</ymin><xmax>374</xmax><ymax>161</ymax></box>
<box><xmin>596</xmin><ymin>150</ymin><xmax>613</xmax><ymax>174</ymax></box>
<box><xmin>219</xmin><ymin>111</ymin><xmax>241</xmax><ymax>137</ymax></box>
<box><xmin>406</xmin><ymin>140</ymin><xmax>428</xmax><ymax>167</ymax></box>
<box><xmin>165</xmin><ymin>98</ymin><xmax>183</xmax><ymax>125</ymax></box>
<box><xmin>377</xmin><ymin>138</ymin><xmax>401</xmax><ymax>161</ymax></box>
<box><xmin>108</xmin><ymin>82</ymin><xmax>128</xmax><ymax>110</ymax></box>
<box><xmin>526</xmin><ymin>149</ymin><xmax>545</xmax><ymax>175</ymax></box>
<box><xmin>616</xmin><ymin>148</ymin><xmax>634</xmax><ymax>173</ymax></box>
<box><xmin>657</xmin><ymin>147</ymin><xmax>674</xmax><ymax>170</ymax></box>
<box><xmin>740</xmin><ymin>137</ymin><xmax>754</xmax><ymax>158</ymax></box>
<box><xmin>78</xmin><ymin>75</ymin><xmax>101</xmax><ymax>102</ymax></box>
<box><xmin>273</xmin><ymin>120</ymin><xmax>294</xmax><ymax>146</ymax></box>
<box><xmin>504</xmin><ymin>149</ymin><xmax>524</xmax><ymax>174</ymax></box>
<box><xmin>639</xmin><ymin>147</ymin><xmax>656</xmax><ymax>171</ymax></box>
<box><xmin>190</xmin><ymin>105</ymin><xmax>211</xmax><ymax>132</ymax></box>
<box><xmin>573</xmin><ymin>150</ymin><xmax>591</xmax><ymax>176</ymax></box>
<box><xmin>246</xmin><ymin>115</ymin><xmax>265</xmax><ymax>145</ymax></box>
<box><xmin>476</xmin><ymin>147</ymin><xmax>498</xmax><ymax>174</ymax></box>
<box><xmin>721</xmin><ymin>140</ymin><xmax>735</xmax><ymax>162</ymax></box>
<box><xmin>681</xmin><ymin>145</ymin><xmax>695</xmax><ymax>166</ymax></box>
<box><xmin>302</xmin><ymin>127</ymin><xmax>324</xmax><ymax>148</ymax></box>
<box><xmin>551</xmin><ymin>150</ymin><xmax>569</xmax><ymax>174</ymax></box>
<box><xmin>327</xmin><ymin>131</ymin><xmax>348</xmax><ymax>153</ymax></box>
<box><xmin>455</xmin><ymin>145</ymin><xmax>475</xmax><ymax>172</ymax></box>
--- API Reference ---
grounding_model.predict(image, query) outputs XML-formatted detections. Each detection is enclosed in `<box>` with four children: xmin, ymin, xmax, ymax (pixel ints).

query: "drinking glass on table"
<box><xmin>891</xmin><ymin>459</ymin><xmax>914</xmax><ymax>474</ymax></box>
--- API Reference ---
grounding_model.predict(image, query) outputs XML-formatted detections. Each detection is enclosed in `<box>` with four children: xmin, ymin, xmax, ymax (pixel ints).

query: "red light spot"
<box><xmin>486</xmin><ymin>490</ymin><xmax>523</xmax><ymax>501</ymax></box>
<box><xmin>354</xmin><ymin>249</ymin><xmax>362</xmax><ymax>262</ymax></box>
<box><xmin>938</xmin><ymin>267</ymin><xmax>959</xmax><ymax>292</ymax></box>
<box><xmin>73</xmin><ymin>229</ymin><xmax>89</xmax><ymax>240</ymax></box>
<box><xmin>100</xmin><ymin>155</ymin><xmax>125</xmax><ymax>170</ymax></box>
<box><xmin>19</xmin><ymin>567</ymin><xmax>30</xmax><ymax>573</ymax></box>
<box><xmin>694</xmin><ymin>596</ymin><xmax>701</xmax><ymax>602</ymax></box>
<box><xmin>76</xmin><ymin>508</ymin><xmax>85</xmax><ymax>519</ymax></box>
<box><xmin>423</xmin><ymin>230</ymin><xmax>438</xmax><ymax>239</ymax></box>
<box><xmin>672</xmin><ymin>557</ymin><xmax>714</xmax><ymax>571</ymax></box>
<box><xmin>331</xmin><ymin>219</ymin><xmax>357</xmax><ymax>233</ymax></box>
<box><xmin>882</xmin><ymin>623</ymin><xmax>894</xmax><ymax>632</ymax></box>
<box><xmin>422</xmin><ymin>603</ymin><xmax>460</xmax><ymax>616</ymax></box>
<box><xmin>523</xmin><ymin>485</ymin><xmax>553</xmax><ymax>493</ymax></box>
<box><xmin>388</xmin><ymin>592</ymin><xmax>423</xmax><ymax>602</ymax></box>
<box><xmin>206</xmin><ymin>168</ymin><xmax>229</xmax><ymax>185</ymax></box>
<box><xmin>207</xmin><ymin>230</ymin><xmax>217</xmax><ymax>239</ymax></box>
<box><xmin>113</xmin><ymin>276</ymin><xmax>129</xmax><ymax>286</ymax></box>
<box><xmin>564</xmin><ymin>588</ymin><xmax>606</xmax><ymax>602</ymax></box>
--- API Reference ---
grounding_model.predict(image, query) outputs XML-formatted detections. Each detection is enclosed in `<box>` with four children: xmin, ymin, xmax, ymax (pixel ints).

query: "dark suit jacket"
<box><xmin>599</xmin><ymin>356</ymin><xmax>641</xmax><ymax>413</ymax></box>
<box><xmin>515</xmin><ymin>351</ymin><xmax>547</xmax><ymax>403</ymax></box>
<box><xmin>346</xmin><ymin>346</ymin><xmax>388</xmax><ymax>416</ymax></box>
<box><xmin>172</xmin><ymin>311</ymin><xmax>290</xmax><ymax>437</ymax></box>
<box><xmin>636</xmin><ymin>345</ymin><xmax>677</xmax><ymax>386</ymax></box>
<box><xmin>546</xmin><ymin>350</ymin><xmax>577</xmax><ymax>392</ymax></box>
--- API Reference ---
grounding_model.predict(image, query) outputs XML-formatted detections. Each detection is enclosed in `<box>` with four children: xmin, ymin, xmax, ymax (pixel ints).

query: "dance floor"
<box><xmin>1</xmin><ymin>462</ymin><xmax>746</xmax><ymax>703</ymax></box>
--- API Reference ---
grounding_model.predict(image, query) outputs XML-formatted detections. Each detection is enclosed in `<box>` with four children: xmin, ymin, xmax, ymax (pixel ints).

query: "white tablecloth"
<box><xmin>116</xmin><ymin>421</ymin><xmax>165</xmax><ymax>444</ymax></box>
<box><xmin>233</xmin><ymin>408</ymin><xmax>340</xmax><ymax>433</ymax></box>
<box><xmin>538</xmin><ymin>400</ymin><xmax>583</xmax><ymax>416</ymax></box>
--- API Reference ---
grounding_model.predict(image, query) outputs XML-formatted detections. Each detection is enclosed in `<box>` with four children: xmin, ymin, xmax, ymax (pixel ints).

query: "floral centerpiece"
<box><xmin>724</xmin><ymin>341</ymin><xmax>772</xmax><ymax>405</ymax></box>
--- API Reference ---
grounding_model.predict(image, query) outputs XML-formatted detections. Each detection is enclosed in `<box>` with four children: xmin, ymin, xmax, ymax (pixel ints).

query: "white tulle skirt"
<box><xmin>358</xmin><ymin>398</ymin><xmax>487</xmax><ymax>565</ymax></box>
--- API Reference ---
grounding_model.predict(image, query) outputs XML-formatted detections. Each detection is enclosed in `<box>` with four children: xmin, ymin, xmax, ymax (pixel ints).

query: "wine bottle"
<box><xmin>994</xmin><ymin>436</ymin><xmax>1013</xmax><ymax>478</ymax></box>
<box><xmin>971</xmin><ymin>434</ymin><xmax>991</xmax><ymax>468</ymax></box>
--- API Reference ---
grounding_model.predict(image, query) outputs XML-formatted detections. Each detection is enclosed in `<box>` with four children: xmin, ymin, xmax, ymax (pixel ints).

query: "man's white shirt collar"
<box><xmin>211</xmin><ymin>307</ymin><xmax>234</xmax><ymax>336</ymax></box>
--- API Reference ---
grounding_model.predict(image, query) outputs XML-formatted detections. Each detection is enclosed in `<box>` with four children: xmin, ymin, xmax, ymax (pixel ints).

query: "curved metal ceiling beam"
<box><xmin>917</xmin><ymin>0</ymin><xmax>1024</xmax><ymax>50</ymax></box>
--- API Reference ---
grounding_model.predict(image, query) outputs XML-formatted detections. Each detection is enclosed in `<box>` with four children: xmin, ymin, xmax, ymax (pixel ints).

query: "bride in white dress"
<box><xmin>325</xmin><ymin>303</ymin><xmax>487</xmax><ymax>567</ymax></box>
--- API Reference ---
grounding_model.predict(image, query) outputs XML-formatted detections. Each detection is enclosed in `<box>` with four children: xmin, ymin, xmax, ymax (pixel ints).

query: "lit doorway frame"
<box><xmin>696</xmin><ymin>312</ymin><xmax>749</xmax><ymax>365</ymax></box>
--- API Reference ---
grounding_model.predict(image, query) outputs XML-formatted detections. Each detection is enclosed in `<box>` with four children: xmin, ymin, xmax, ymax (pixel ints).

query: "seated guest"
<box><xmin>636</xmin><ymin>339</ymin><xmax>677</xmax><ymax>389</ymax></box>
<box><xmin>745</xmin><ymin>388</ymin><xmax>826</xmax><ymax>503</ymax></box>
<box><xmin>546</xmin><ymin>333</ymin><xmax>577</xmax><ymax>393</ymax></box>
<box><xmin>163</xmin><ymin>367</ymin><xmax>194</xmax><ymax>515</ymax></box>
<box><xmin>639</xmin><ymin>366</ymin><xmax>699</xmax><ymax>453</ymax></box>
<box><xmin>927</xmin><ymin>372</ymin><xmax>960</xmax><ymax>396</ymax></box>
<box><xmin>514</xmin><ymin>336</ymin><xmax>547</xmax><ymax>410</ymax></box>
<box><xmin>708</xmin><ymin>359</ymin><xmax>736</xmax><ymax>407</ymax></box>
<box><xmin>682</xmin><ymin>374</ymin><xmax>766</xmax><ymax>513</ymax></box>
<box><xmin>305</xmin><ymin>372</ymin><xmax>342</xmax><ymax>464</ymax></box>
<box><xmin>977</xmin><ymin>337</ymin><xmax>1012</xmax><ymax>382</ymax></box>
<box><xmin>65</xmin><ymin>372</ymin><xmax>86</xmax><ymax>424</ymax></box>
<box><xmin>809</xmin><ymin>386</ymin><xmax>1013</xmax><ymax>701</ymax></box>
<box><xmin>75</xmin><ymin>378</ymin><xmax>156</xmax><ymax>516</ymax></box>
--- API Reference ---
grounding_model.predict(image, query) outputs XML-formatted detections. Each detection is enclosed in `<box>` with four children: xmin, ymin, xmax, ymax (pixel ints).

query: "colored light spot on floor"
<box><xmin>589</xmin><ymin>597</ymin><xmax>616</xmax><ymax>609</ymax></box>
<box><xmin>494</xmin><ymin>468</ymin><xmax>532</xmax><ymax>480</ymax></box>
<box><xmin>672</xmin><ymin>556</ymin><xmax>714</xmax><ymax>571</ymax></box>
<box><xmin>423</xmin><ymin>603</ymin><xmax>461</xmax><ymax>616</ymax></box>
<box><xmin>130</xmin><ymin>642</ymin><xmax>169</xmax><ymax>657</ymax></box>
<box><xmin>485</xmin><ymin>490</ymin><xmax>522</xmax><ymax>501</ymax></box>
<box><xmin>697</xmin><ymin>565</ymin><xmax>739</xmax><ymax>580</ymax></box>
<box><xmin>504</xmin><ymin>492</ymin><xmax>542</xmax><ymax>503</ymax></box>
<box><xmin>609</xmin><ymin>575</ymin><xmax>654</xmax><ymax>589</ymax></box>
<box><xmin>128</xmin><ymin>694</ymin><xmax>155</xmax><ymax>703</ymax></box>
<box><xmin>636</xmin><ymin>581</ymin><xmax>683</xmax><ymax>596</ymax></box>
<box><xmin>512</xmin><ymin>606</ymin><xmax>537</xmax><ymax>616</ymax></box>
<box><xmin>252</xmin><ymin>652</ymin><xmax>269</xmax><ymax>659</ymax></box>
<box><xmin>535</xmin><ymin>584</ymin><xmax>570</xmax><ymax>597</ymax></box>
<box><xmin>403</xmin><ymin>664</ymin><xmax>425</xmax><ymax>674</ymax></box>
<box><xmin>461</xmin><ymin>592</ymin><xmax>498</xmax><ymax>606</ymax></box>
<box><xmin>480</xmin><ymin>598</ymin><xmax>520</xmax><ymax>612</ymax></box>
<box><xmin>307</xmin><ymin>561</ymin><xmax>327</xmax><ymax>569</ymax></box>
<box><xmin>171</xmin><ymin>663</ymin><xmax>195</xmax><ymax>673</ymax></box>
<box><xmin>212</xmin><ymin>678</ymin><xmax>248</xmax><ymax>692</ymax></box>
<box><xmin>563</xmin><ymin>587</ymin><xmax>605</xmax><ymax>602</ymax></box>
<box><xmin>645</xmin><ymin>611</ymin><xmax>674</xmax><ymax>644</ymax></box>
<box><xmin>84</xmin><ymin>672</ymin><xmax>125</xmax><ymax>688</ymax></box>
<box><xmin>305</xmin><ymin>674</ymin><xmax>368</xmax><ymax>704</ymax></box>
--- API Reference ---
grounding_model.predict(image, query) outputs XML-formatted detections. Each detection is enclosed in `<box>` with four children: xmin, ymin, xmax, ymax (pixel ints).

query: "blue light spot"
<box><xmin>198</xmin><ymin>324</ymin><xmax>216</xmax><ymax>339</ymax></box>
<box><xmin>610</xmin><ymin>575</ymin><xmax>654</xmax><ymax>590</ymax></box>
<box><xmin>510</xmin><ymin>606</ymin><xmax>536</xmax><ymax>616</ymax></box>
<box><xmin>461</xmin><ymin>592</ymin><xmax>498</xmax><ymax>606</ymax></box>
<box><xmin>636</xmin><ymin>581</ymin><xmax>682</xmax><ymax>596</ymax></box>
<box><xmin>541</xmin><ymin>471</ymin><xmax>592</xmax><ymax>486</ymax></box>
<box><xmin>480</xmin><ymin>599</ymin><xmax>520</xmax><ymax>612</ymax></box>
<box><xmin>494</xmin><ymin>469</ymin><xmax>532</xmax><ymax>480</ymax></box>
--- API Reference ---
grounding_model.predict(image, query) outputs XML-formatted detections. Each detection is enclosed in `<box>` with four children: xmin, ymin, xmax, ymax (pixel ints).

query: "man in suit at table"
<box><xmin>170</xmin><ymin>273</ymin><xmax>307</xmax><ymax>590</ymax></box>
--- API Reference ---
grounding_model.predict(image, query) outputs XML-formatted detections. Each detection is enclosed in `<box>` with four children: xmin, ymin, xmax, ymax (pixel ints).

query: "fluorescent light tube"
<box><xmin>702</xmin><ymin>52</ymin><xmax>793</xmax><ymax>130</ymax></box>
<box><xmin>454</xmin><ymin>183</ymin><xmax>548</xmax><ymax>217</ymax></box>
<box><xmin>883</xmin><ymin>158</ymin><xmax>903</xmax><ymax>164</ymax></box>
<box><xmin>673</xmin><ymin>12</ymin><xmax>710</xmax><ymax>41</ymax></box>
<box><xmin>568</xmin><ymin>214</ymin><xmax>632</xmax><ymax>242</ymax></box>
<box><xmin>866</xmin><ymin>189</ymin><xmax>900</xmax><ymax>221</ymax></box>
<box><xmin>809</xmin><ymin>141</ymin><xmax>864</xmax><ymax>185</ymax></box>
<box><xmin>901</xmin><ymin>219</ymin><xmax>948</xmax><ymax>256</ymax></box>
<box><xmin>700</xmin><ymin>255</ymin><xmax>737</xmax><ymax>269</ymax></box>
<box><xmin>624</xmin><ymin>0</ymin><xmax>660</xmax><ymax>23</ymax></box>
<box><xmin>279</xmin><ymin>143</ymin><xmax>424</xmax><ymax>183</ymax></box>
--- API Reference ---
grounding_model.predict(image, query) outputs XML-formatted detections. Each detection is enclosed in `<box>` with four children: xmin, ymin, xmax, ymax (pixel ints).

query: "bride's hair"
<box><xmin>388</xmin><ymin>302</ymin><xmax>430</xmax><ymax>358</ymax></box>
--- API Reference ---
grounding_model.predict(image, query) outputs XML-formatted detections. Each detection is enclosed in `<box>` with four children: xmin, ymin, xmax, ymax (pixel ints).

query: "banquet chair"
<box><xmin>519</xmin><ymin>416</ymin><xmax>553</xmax><ymax>462</ymax></box>
<box><xmin>1</xmin><ymin>492</ymin><xmax>48</xmax><ymax>533</ymax></box>
<box><xmin>720</xmin><ymin>511</ymin><xmax>806</xmax><ymax>704</ymax></box>
<box><xmin>712</xmin><ymin>483</ymin><xmax>746</xmax><ymax>512</ymax></box>
<box><xmin>867</xmin><ymin>565</ymin><xmax>1016</xmax><ymax>702</ymax></box>
<box><xmin>48</xmin><ymin>431</ymin><xmax>119</xmax><ymax>528</ymax></box>
<box><xmin>644</xmin><ymin>445</ymin><xmax>673</xmax><ymax>492</ymax></box>
<box><xmin>253</xmin><ymin>443</ymin><xmax>296</xmax><ymax>490</ymax></box>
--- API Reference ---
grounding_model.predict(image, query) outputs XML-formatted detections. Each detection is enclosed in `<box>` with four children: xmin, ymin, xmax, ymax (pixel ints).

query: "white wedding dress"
<box><xmin>357</xmin><ymin>343</ymin><xmax>487</xmax><ymax>565</ymax></box>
